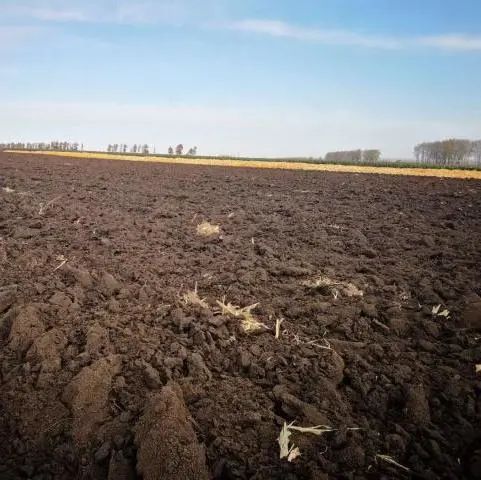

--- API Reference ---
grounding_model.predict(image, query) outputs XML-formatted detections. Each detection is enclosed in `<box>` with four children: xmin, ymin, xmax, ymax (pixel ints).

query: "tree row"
<box><xmin>414</xmin><ymin>139</ymin><xmax>481</xmax><ymax>166</ymax></box>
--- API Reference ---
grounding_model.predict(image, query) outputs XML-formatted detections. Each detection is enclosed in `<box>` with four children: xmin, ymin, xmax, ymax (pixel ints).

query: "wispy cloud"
<box><xmin>24</xmin><ymin>8</ymin><xmax>87</xmax><ymax>22</ymax></box>
<box><xmin>2</xmin><ymin>2</ymin><xmax>481</xmax><ymax>53</ymax></box>
<box><xmin>0</xmin><ymin>2</ymin><xmax>88</xmax><ymax>22</ymax></box>
<box><xmin>0</xmin><ymin>0</ymin><xmax>216</xmax><ymax>26</ymax></box>
<box><xmin>231</xmin><ymin>20</ymin><xmax>402</xmax><ymax>49</ymax></box>
<box><xmin>230</xmin><ymin>19</ymin><xmax>481</xmax><ymax>52</ymax></box>
<box><xmin>0</xmin><ymin>26</ymin><xmax>42</xmax><ymax>50</ymax></box>
<box><xmin>418</xmin><ymin>34</ymin><xmax>481</xmax><ymax>51</ymax></box>
<box><xmin>113</xmin><ymin>1</ymin><xmax>195</xmax><ymax>26</ymax></box>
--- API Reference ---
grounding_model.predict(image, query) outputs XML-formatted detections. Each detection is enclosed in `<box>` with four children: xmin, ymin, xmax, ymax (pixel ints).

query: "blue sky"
<box><xmin>1</xmin><ymin>0</ymin><xmax>480</xmax><ymax>158</ymax></box>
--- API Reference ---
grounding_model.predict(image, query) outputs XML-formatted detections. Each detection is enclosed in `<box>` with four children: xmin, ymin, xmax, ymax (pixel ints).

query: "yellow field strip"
<box><xmin>7</xmin><ymin>150</ymin><xmax>481</xmax><ymax>180</ymax></box>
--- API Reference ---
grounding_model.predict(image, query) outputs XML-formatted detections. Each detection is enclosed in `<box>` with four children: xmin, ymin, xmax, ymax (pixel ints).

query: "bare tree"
<box><xmin>362</xmin><ymin>150</ymin><xmax>381</xmax><ymax>163</ymax></box>
<box><xmin>414</xmin><ymin>139</ymin><xmax>475</xmax><ymax>166</ymax></box>
<box><xmin>471</xmin><ymin>140</ymin><xmax>481</xmax><ymax>167</ymax></box>
<box><xmin>325</xmin><ymin>150</ymin><xmax>364</xmax><ymax>163</ymax></box>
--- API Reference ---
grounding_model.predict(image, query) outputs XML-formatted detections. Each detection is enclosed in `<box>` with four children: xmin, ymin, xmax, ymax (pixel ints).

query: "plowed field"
<box><xmin>1</xmin><ymin>152</ymin><xmax>481</xmax><ymax>480</ymax></box>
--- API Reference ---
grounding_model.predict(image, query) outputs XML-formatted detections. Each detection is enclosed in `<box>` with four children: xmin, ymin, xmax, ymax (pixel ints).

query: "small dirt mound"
<box><xmin>100</xmin><ymin>272</ymin><xmax>122</xmax><ymax>296</ymax></box>
<box><xmin>460</xmin><ymin>294</ymin><xmax>481</xmax><ymax>330</ymax></box>
<box><xmin>8</xmin><ymin>305</ymin><xmax>45</xmax><ymax>354</ymax></box>
<box><xmin>0</xmin><ymin>285</ymin><xmax>17</xmax><ymax>313</ymax></box>
<box><xmin>63</xmin><ymin>264</ymin><xmax>94</xmax><ymax>288</ymax></box>
<box><xmin>62</xmin><ymin>355</ymin><xmax>121</xmax><ymax>447</ymax></box>
<box><xmin>135</xmin><ymin>383</ymin><xmax>209</xmax><ymax>480</ymax></box>
<box><xmin>25</xmin><ymin>327</ymin><xmax>67</xmax><ymax>374</ymax></box>
<box><xmin>85</xmin><ymin>322</ymin><xmax>111</xmax><ymax>357</ymax></box>
<box><xmin>107</xmin><ymin>451</ymin><xmax>136</xmax><ymax>480</ymax></box>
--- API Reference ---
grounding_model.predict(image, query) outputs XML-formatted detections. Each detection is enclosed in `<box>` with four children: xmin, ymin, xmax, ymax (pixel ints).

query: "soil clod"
<box><xmin>135</xmin><ymin>383</ymin><xmax>209</xmax><ymax>480</ymax></box>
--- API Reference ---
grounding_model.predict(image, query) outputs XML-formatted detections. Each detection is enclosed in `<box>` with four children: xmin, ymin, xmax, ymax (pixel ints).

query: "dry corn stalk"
<box><xmin>196</xmin><ymin>221</ymin><xmax>220</xmax><ymax>237</ymax></box>
<box><xmin>216</xmin><ymin>298</ymin><xmax>267</xmax><ymax>333</ymax></box>
<box><xmin>303</xmin><ymin>275</ymin><xmax>363</xmax><ymax>298</ymax></box>
<box><xmin>53</xmin><ymin>255</ymin><xmax>67</xmax><ymax>271</ymax></box>
<box><xmin>432</xmin><ymin>304</ymin><xmax>450</xmax><ymax>318</ymax></box>
<box><xmin>289</xmin><ymin>424</ymin><xmax>335</xmax><ymax>435</ymax></box>
<box><xmin>376</xmin><ymin>454</ymin><xmax>410</xmax><ymax>472</ymax></box>
<box><xmin>182</xmin><ymin>283</ymin><xmax>209</xmax><ymax>309</ymax></box>
<box><xmin>278</xmin><ymin>422</ymin><xmax>301</xmax><ymax>462</ymax></box>
<box><xmin>278</xmin><ymin>422</ymin><xmax>334</xmax><ymax>462</ymax></box>
<box><xmin>275</xmin><ymin>318</ymin><xmax>283</xmax><ymax>339</ymax></box>
<box><xmin>39</xmin><ymin>195</ymin><xmax>62</xmax><ymax>216</ymax></box>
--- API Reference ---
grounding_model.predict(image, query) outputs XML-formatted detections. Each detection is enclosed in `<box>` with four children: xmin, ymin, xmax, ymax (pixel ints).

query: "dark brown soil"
<box><xmin>1</xmin><ymin>152</ymin><xmax>481</xmax><ymax>480</ymax></box>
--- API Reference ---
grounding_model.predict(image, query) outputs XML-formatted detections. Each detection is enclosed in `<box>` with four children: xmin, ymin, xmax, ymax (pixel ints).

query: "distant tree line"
<box><xmin>107</xmin><ymin>144</ymin><xmax>151</xmax><ymax>154</ymax></box>
<box><xmin>414</xmin><ymin>139</ymin><xmax>481</xmax><ymax>166</ymax></box>
<box><xmin>3</xmin><ymin>139</ymin><xmax>481</xmax><ymax>168</ymax></box>
<box><xmin>324</xmin><ymin>149</ymin><xmax>381</xmax><ymax>164</ymax></box>
<box><xmin>167</xmin><ymin>144</ymin><xmax>197</xmax><ymax>156</ymax></box>
<box><xmin>0</xmin><ymin>141</ymin><xmax>83</xmax><ymax>151</ymax></box>
<box><xmin>104</xmin><ymin>144</ymin><xmax>198</xmax><ymax>156</ymax></box>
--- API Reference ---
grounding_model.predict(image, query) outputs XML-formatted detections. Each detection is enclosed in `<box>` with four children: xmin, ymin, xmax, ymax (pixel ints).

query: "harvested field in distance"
<box><xmin>1</xmin><ymin>152</ymin><xmax>481</xmax><ymax>479</ymax></box>
<box><xmin>9</xmin><ymin>149</ymin><xmax>481</xmax><ymax>180</ymax></box>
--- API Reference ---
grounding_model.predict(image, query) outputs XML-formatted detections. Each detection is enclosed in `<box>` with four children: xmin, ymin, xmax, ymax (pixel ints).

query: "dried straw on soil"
<box><xmin>9</xmin><ymin>150</ymin><xmax>481</xmax><ymax>179</ymax></box>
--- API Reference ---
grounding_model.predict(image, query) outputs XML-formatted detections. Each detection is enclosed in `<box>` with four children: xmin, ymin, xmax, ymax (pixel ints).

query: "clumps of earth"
<box><xmin>1</xmin><ymin>152</ymin><xmax>481</xmax><ymax>479</ymax></box>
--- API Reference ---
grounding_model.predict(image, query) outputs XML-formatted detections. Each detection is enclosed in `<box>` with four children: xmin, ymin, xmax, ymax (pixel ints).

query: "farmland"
<box><xmin>1</xmin><ymin>151</ymin><xmax>481</xmax><ymax>479</ymax></box>
<box><xmin>8</xmin><ymin>149</ymin><xmax>481</xmax><ymax>180</ymax></box>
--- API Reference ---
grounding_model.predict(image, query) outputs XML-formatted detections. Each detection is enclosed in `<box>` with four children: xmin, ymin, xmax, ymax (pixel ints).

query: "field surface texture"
<box><xmin>1</xmin><ymin>152</ymin><xmax>481</xmax><ymax>480</ymax></box>
<box><xmin>9</xmin><ymin>150</ymin><xmax>481</xmax><ymax>180</ymax></box>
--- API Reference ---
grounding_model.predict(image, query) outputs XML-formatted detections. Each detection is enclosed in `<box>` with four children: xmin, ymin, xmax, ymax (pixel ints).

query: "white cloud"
<box><xmin>230</xmin><ymin>19</ymin><xmax>481</xmax><ymax>52</ymax></box>
<box><xmin>0</xmin><ymin>26</ymin><xmax>42</xmax><ymax>49</ymax></box>
<box><xmin>25</xmin><ymin>8</ymin><xmax>87</xmax><ymax>22</ymax></box>
<box><xmin>1</xmin><ymin>101</ymin><xmax>480</xmax><ymax>158</ymax></box>
<box><xmin>418</xmin><ymin>34</ymin><xmax>481</xmax><ymax>51</ymax></box>
<box><xmin>0</xmin><ymin>2</ymin><xmax>88</xmax><ymax>22</ymax></box>
<box><xmin>231</xmin><ymin>20</ymin><xmax>402</xmax><ymax>49</ymax></box>
<box><xmin>113</xmin><ymin>1</ymin><xmax>196</xmax><ymax>25</ymax></box>
<box><xmin>3</xmin><ymin>2</ymin><xmax>481</xmax><ymax>53</ymax></box>
<box><xmin>0</xmin><ymin>0</ymin><xmax>218</xmax><ymax>25</ymax></box>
